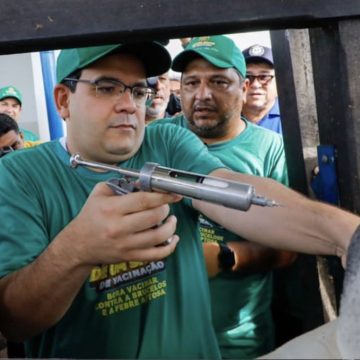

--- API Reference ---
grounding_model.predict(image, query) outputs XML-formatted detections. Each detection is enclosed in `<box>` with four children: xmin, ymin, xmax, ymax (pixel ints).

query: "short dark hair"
<box><xmin>61</xmin><ymin>70</ymin><xmax>82</xmax><ymax>92</ymax></box>
<box><xmin>0</xmin><ymin>113</ymin><xmax>20</xmax><ymax>137</ymax></box>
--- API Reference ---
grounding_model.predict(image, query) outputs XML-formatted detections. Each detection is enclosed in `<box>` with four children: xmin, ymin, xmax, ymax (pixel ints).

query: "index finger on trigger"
<box><xmin>110</xmin><ymin>191</ymin><xmax>182</xmax><ymax>214</ymax></box>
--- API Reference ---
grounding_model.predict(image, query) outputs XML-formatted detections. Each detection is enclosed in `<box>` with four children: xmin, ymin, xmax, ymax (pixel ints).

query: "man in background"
<box><xmin>242</xmin><ymin>45</ymin><xmax>282</xmax><ymax>134</ymax></box>
<box><xmin>0</xmin><ymin>85</ymin><xmax>39</xmax><ymax>141</ymax></box>
<box><xmin>153</xmin><ymin>35</ymin><xmax>295</xmax><ymax>359</ymax></box>
<box><xmin>0</xmin><ymin>113</ymin><xmax>41</xmax><ymax>157</ymax></box>
<box><xmin>145</xmin><ymin>72</ymin><xmax>172</xmax><ymax>124</ymax></box>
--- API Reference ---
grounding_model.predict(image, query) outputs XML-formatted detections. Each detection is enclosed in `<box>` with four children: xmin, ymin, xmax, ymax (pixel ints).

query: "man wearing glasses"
<box><xmin>242</xmin><ymin>45</ymin><xmax>282</xmax><ymax>134</ymax></box>
<box><xmin>0</xmin><ymin>40</ymin><xmax>359</xmax><ymax>359</ymax></box>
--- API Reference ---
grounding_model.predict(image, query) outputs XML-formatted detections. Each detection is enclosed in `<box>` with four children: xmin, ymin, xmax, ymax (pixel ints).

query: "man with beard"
<box><xmin>150</xmin><ymin>35</ymin><xmax>296</xmax><ymax>358</ymax></box>
<box><xmin>145</xmin><ymin>72</ymin><xmax>171</xmax><ymax>124</ymax></box>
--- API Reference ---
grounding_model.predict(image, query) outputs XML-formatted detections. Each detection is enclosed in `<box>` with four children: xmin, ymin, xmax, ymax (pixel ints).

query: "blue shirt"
<box><xmin>257</xmin><ymin>98</ymin><xmax>282</xmax><ymax>135</ymax></box>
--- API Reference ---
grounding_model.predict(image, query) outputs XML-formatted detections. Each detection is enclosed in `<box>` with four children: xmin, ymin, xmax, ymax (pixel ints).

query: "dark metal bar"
<box><xmin>270</xmin><ymin>29</ymin><xmax>308</xmax><ymax>194</ymax></box>
<box><xmin>0</xmin><ymin>0</ymin><xmax>360</xmax><ymax>54</ymax></box>
<box><xmin>309</xmin><ymin>20</ymin><xmax>360</xmax><ymax>214</ymax></box>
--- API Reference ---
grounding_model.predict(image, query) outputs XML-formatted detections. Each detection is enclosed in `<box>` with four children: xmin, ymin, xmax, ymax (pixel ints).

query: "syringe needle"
<box><xmin>252</xmin><ymin>195</ymin><xmax>282</xmax><ymax>207</ymax></box>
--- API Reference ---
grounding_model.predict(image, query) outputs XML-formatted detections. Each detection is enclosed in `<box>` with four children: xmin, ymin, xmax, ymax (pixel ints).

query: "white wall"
<box><xmin>0</xmin><ymin>52</ymin><xmax>49</xmax><ymax>140</ymax></box>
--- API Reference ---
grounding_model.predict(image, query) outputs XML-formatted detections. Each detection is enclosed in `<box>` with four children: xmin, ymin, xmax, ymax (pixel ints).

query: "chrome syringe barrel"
<box><xmin>70</xmin><ymin>154</ymin><xmax>278</xmax><ymax>211</ymax></box>
<box><xmin>139</xmin><ymin>163</ymin><xmax>258</xmax><ymax>211</ymax></box>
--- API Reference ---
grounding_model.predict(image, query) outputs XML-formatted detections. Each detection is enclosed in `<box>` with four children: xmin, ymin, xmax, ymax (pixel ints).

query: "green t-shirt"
<box><xmin>154</xmin><ymin>115</ymin><xmax>288</xmax><ymax>358</ymax></box>
<box><xmin>0</xmin><ymin>124</ymin><xmax>225</xmax><ymax>359</ymax></box>
<box><xmin>20</xmin><ymin>127</ymin><xmax>40</xmax><ymax>141</ymax></box>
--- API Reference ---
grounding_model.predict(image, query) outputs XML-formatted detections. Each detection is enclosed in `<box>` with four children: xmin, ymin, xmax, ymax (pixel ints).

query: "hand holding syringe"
<box><xmin>70</xmin><ymin>153</ymin><xmax>279</xmax><ymax>211</ymax></box>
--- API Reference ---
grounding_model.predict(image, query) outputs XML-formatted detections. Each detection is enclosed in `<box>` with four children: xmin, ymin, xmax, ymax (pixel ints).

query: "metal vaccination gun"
<box><xmin>69</xmin><ymin>153</ymin><xmax>280</xmax><ymax>211</ymax></box>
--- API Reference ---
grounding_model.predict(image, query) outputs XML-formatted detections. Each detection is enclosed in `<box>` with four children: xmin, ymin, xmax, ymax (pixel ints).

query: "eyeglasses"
<box><xmin>246</xmin><ymin>74</ymin><xmax>274</xmax><ymax>85</ymax></box>
<box><xmin>64</xmin><ymin>78</ymin><xmax>156</xmax><ymax>106</ymax></box>
<box><xmin>0</xmin><ymin>146</ymin><xmax>14</xmax><ymax>158</ymax></box>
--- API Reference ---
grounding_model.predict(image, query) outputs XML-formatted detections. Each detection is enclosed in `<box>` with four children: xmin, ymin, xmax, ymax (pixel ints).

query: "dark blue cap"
<box><xmin>242</xmin><ymin>44</ymin><xmax>273</xmax><ymax>66</ymax></box>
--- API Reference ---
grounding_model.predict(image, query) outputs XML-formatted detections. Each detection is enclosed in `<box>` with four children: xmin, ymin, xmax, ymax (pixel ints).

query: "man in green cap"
<box><xmin>151</xmin><ymin>34</ymin><xmax>295</xmax><ymax>358</ymax></box>
<box><xmin>0</xmin><ymin>85</ymin><xmax>39</xmax><ymax>141</ymax></box>
<box><xmin>0</xmin><ymin>39</ymin><xmax>359</xmax><ymax>360</ymax></box>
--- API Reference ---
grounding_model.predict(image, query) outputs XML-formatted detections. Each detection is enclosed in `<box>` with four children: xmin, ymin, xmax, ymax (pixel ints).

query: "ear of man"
<box><xmin>54</xmin><ymin>84</ymin><xmax>71</xmax><ymax>120</ymax></box>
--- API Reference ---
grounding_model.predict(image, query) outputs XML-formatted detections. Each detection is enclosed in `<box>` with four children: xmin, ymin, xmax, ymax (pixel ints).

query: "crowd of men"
<box><xmin>0</xmin><ymin>35</ymin><xmax>358</xmax><ymax>359</ymax></box>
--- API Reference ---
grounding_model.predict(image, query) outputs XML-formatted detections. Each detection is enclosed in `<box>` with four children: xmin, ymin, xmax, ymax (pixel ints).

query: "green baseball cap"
<box><xmin>172</xmin><ymin>35</ymin><xmax>246</xmax><ymax>78</ymax></box>
<box><xmin>0</xmin><ymin>85</ymin><xmax>22</xmax><ymax>105</ymax></box>
<box><xmin>56</xmin><ymin>42</ymin><xmax>172</xmax><ymax>83</ymax></box>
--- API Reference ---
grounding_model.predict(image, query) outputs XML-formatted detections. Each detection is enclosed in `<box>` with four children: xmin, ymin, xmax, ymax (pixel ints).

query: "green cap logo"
<box><xmin>0</xmin><ymin>86</ymin><xmax>22</xmax><ymax>105</ymax></box>
<box><xmin>172</xmin><ymin>35</ymin><xmax>246</xmax><ymax>78</ymax></box>
<box><xmin>192</xmin><ymin>36</ymin><xmax>217</xmax><ymax>49</ymax></box>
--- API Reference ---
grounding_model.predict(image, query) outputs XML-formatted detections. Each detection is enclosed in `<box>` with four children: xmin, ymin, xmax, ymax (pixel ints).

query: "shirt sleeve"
<box><xmin>0</xmin><ymin>156</ymin><xmax>49</xmax><ymax>277</ymax></box>
<box><xmin>149</xmin><ymin>124</ymin><xmax>228</xmax><ymax>207</ymax></box>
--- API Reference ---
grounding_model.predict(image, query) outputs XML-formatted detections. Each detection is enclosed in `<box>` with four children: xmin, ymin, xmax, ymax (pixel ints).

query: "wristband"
<box><xmin>218</xmin><ymin>241</ymin><xmax>235</xmax><ymax>272</ymax></box>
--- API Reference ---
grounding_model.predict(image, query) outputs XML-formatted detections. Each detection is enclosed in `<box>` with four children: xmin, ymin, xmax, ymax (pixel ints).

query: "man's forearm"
<box><xmin>0</xmin><ymin>233</ymin><xmax>92</xmax><ymax>341</ymax></box>
<box><xmin>195</xmin><ymin>169</ymin><xmax>360</xmax><ymax>259</ymax></box>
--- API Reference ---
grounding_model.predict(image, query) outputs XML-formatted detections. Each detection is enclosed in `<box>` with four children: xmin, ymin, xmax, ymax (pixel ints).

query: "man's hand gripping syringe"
<box><xmin>70</xmin><ymin>153</ymin><xmax>279</xmax><ymax>211</ymax></box>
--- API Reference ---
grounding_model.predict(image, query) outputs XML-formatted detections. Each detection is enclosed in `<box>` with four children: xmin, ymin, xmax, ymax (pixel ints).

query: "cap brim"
<box><xmin>0</xmin><ymin>95</ymin><xmax>21</xmax><ymax>105</ymax></box>
<box><xmin>172</xmin><ymin>49</ymin><xmax>232</xmax><ymax>72</ymax></box>
<box><xmin>245</xmin><ymin>56</ymin><xmax>274</xmax><ymax>66</ymax></box>
<box><xmin>57</xmin><ymin>42</ymin><xmax>171</xmax><ymax>82</ymax></box>
<box><xmin>118</xmin><ymin>42</ymin><xmax>171</xmax><ymax>77</ymax></box>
